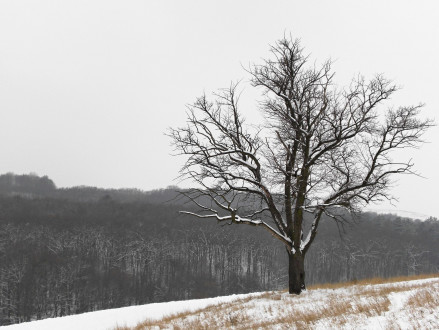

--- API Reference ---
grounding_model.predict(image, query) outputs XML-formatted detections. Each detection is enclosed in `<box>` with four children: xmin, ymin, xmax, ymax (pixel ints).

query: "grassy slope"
<box><xmin>124</xmin><ymin>274</ymin><xmax>439</xmax><ymax>330</ymax></box>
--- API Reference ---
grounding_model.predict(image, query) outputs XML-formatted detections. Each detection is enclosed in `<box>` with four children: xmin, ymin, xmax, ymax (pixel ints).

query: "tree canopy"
<box><xmin>170</xmin><ymin>37</ymin><xmax>433</xmax><ymax>293</ymax></box>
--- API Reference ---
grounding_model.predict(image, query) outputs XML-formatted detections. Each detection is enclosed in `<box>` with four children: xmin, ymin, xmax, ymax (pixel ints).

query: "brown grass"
<box><xmin>116</xmin><ymin>273</ymin><xmax>439</xmax><ymax>330</ymax></box>
<box><xmin>405</xmin><ymin>283</ymin><xmax>439</xmax><ymax>329</ymax></box>
<box><xmin>133</xmin><ymin>296</ymin><xmax>260</xmax><ymax>330</ymax></box>
<box><xmin>406</xmin><ymin>287</ymin><xmax>439</xmax><ymax>309</ymax></box>
<box><xmin>131</xmin><ymin>291</ymin><xmax>391</xmax><ymax>329</ymax></box>
<box><xmin>308</xmin><ymin>272</ymin><xmax>439</xmax><ymax>290</ymax></box>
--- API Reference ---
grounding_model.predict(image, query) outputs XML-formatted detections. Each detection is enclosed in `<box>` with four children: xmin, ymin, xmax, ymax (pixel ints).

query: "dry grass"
<box><xmin>308</xmin><ymin>272</ymin><xmax>439</xmax><ymax>290</ymax></box>
<box><xmin>403</xmin><ymin>285</ymin><xmax>439</xmax><ymax>329</ymax></box>
<box><xmin>117</xmin><ymin>273</ymin><xmax>439</xmax><ymax>330</ymax></box>
<box><xmin>406</xmin><ymin>287</ymin><xmax>439</xmax><ymax>309</ymax></box>
<box><xmin>130</xmin><ymin>292</ymin><xmax>389</xmax><ymax>329</ymax></box>
<box><xmin>133</xmin><ymin>297</ymin><xmax>258</xmax><ymax>330</ymax></box>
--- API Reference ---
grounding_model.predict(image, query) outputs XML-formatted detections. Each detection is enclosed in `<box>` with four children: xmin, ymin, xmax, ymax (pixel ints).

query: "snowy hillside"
<box><xmin>0</xmin><ymin>293</ymin><xmax>262</xmax><ymax>330</ymax></box>
<box><xmin>366</xmin><ymin>208</ymin><xmax>434</xmax><ymax>221</ymax></box>
<box><xmin>2</xmin><ymin>276</ymin><xmax>438</xmax><ymax>329</ymax></box>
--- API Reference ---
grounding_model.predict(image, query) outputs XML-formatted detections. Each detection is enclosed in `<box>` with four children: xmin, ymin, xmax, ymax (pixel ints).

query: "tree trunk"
<box><xmin>288</xmin><ymin>252</ymin><xmax>305</xmax><ymax>294</ymax></box>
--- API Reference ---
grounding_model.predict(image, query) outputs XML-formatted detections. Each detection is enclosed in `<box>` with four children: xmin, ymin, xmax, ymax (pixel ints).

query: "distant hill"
<box><xmin>0</xmin><ymin>173</ymin><xmax>180</xmax><ymax>204</ymax></box>
<box><xmin>366</xmin><ymin>208</ymin><xmax>433</xmax><ymax>221</ymax></box>
<box><xmin>1</xmin><ymin>173</ymin><xmax>436</xmax><ymax>221</ymax></box>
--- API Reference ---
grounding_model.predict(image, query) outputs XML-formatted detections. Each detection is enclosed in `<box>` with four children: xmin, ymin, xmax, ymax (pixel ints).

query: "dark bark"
<box><xmin>288</xmin><ymin>252</ymin><xmax>305</xmax><ymax>294</ymax></box>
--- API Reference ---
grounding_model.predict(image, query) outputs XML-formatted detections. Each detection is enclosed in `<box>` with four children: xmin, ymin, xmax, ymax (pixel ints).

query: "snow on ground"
<box><xmin>2</xmin><ymin>277</ymin><xmax>438</xmax><ymax>329</ymax></box>
<box><xmin>355</xmin><ymin>279</ymin><xmax>439</xmax><ymax>329</ymax></box>
<box><xmin>0</xmin><ymin>292</ymin><xmax>265</xmax><ymax>330</ymax></box>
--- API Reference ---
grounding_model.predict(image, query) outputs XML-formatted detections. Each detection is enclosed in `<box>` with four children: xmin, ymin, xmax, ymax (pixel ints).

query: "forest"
<box><xmin>0</xmin><ymin>173</ymin><xmax>438</xmax><ymax>325</ymax></box>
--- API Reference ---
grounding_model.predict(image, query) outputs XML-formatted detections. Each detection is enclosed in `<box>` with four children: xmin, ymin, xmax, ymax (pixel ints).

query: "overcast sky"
<box><xmin>0</xmin><ymin>1</ymin><xmax>438</xmax><ymax>217</ymax></box>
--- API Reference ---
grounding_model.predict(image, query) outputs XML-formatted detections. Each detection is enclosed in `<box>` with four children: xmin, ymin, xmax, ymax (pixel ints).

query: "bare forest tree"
<box><xmin>169</xmin><ymin>37</ymin><xmax>433</xmax><ymax>294</ymax></box>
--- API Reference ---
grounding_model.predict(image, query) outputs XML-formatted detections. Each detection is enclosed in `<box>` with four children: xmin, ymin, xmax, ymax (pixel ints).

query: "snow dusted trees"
<box><xmin>169</xmin><ymin>37</ymin><xmax>433</xmax><ymax>294</ymax></box>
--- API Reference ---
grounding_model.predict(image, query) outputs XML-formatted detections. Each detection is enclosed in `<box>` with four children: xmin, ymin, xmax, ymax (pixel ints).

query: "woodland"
<box><xmin>0</xmin><ymin>173</ymin><xmax>438</xmax><ymax>325</ymax></box>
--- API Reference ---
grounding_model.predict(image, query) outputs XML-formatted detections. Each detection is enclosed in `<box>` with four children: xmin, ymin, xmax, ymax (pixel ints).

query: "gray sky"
<box><xmin>0</xmin><ymin>0</ymin><xmax>438</xmax><ymax>217</ymax></box>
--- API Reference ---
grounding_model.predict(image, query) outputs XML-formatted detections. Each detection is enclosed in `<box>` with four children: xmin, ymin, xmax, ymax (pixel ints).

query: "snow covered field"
<box><xmin>0</xmin><ymin>292</ymin><xmax>264</xmax><ymax>330</ymax></box>
<box><xmin>2</xmin><ymin>277</ymin><xmax>438</xmax><ymax>329</ymax></box>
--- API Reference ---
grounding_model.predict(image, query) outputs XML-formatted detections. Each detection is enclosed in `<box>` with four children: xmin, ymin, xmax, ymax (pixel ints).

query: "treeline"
<box><xmin>0</xmin><ymin>174</ymin><xmax>438</xmax><ymax>325</ymax></box>
<box><xmin>0</xmin><ymin>196</ymin><xmax>285</xmax><ymax>324</ymax></box>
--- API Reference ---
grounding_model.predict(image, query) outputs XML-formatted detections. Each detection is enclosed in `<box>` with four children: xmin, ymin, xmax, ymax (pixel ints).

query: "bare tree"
<box><xmin>169</xmin><ymin>37</ymin><xmax>433</xmax><ymax>294</ymax></box>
